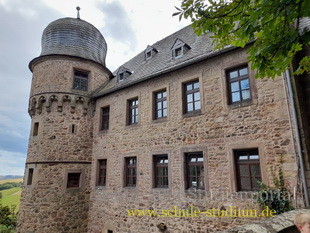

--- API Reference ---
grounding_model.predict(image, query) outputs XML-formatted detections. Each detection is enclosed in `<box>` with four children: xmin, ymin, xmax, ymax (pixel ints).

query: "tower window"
<box><xmin>73</xmin><ymin>70</ymin><xmax>88</xmax><ymax>91</ymax></box>
<box><xmin>33</xmin><ymin>122</ymin><xmax>39</xmax><ymax>136</ymax></box>
<box><xmin>27</xmin><ymin>168</ymin><xmax>34</xmax><ymax>185</ymax></box>
<box><xmin>67</xmin><ymin>173</ymin><xmax>81</xmax><ymax>188</ymax></box>
<box><xmin>70</xmin><ymin>124</ymin><xmax>76</xmax><ymax>134</ymax></box>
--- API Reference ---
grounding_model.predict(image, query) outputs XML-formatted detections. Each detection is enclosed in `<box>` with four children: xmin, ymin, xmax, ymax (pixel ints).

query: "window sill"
<box><xmin>98</xmin><ymin>129</ymin><xmax>109</xmax><ymax>134</ymax></box>
<box><xmin>183</xmin><ymin>110</ymin><xmax>202</xmax><ymax>118</ymax></box>
<box><xmin>66</xmin><ymin>187</ymin><xmax>81</xmax><ymax>193</ymax></box>
<box><xmin>125</xmin><ymin>123</ymin><xmax>140</xmax><ymax>128</ymax></box>
<box><xmin>228</xmin><ymin>100</ymin><xmax>253</xmax><ymax>109</ymax></box>
<box><xmin>152</xmin><ymin>117</ymin><xmax>168</xmax><ymax>124</ymax></box>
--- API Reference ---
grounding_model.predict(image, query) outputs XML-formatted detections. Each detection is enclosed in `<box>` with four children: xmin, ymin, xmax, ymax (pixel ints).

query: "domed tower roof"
<box><xmin>31</xmin><ymin>17</ymin><xmax>107</xmax><ymax>68</ymax></box>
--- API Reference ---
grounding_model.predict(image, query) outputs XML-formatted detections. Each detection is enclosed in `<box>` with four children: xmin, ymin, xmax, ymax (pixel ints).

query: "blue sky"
<box><xmin>0</xmin><ymin>0</ymin><xmax>189</xmax><ymax>175</ymax></box>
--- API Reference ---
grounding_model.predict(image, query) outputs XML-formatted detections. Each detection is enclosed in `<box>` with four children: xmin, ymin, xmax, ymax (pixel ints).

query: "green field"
<box><xmin>0</xmin><ymin>179</ymin><xmax>23</xmax><ymax>212</ymax></box>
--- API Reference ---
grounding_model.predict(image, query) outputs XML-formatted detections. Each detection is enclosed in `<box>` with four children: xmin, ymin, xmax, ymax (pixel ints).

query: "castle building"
<box><xmin>17</xmin><ymin>14</ymin><xmax>310</xmax><ymax>233</ymax></box>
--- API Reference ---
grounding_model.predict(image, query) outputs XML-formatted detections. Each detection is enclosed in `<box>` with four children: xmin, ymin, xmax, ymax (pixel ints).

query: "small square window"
<box><xmin>100</xmin><ymin>106</ymin><xmax>110</xmax><ymax>131</ymax></box>
<box><xmin>67</xmin><ymin>173</ymin><xmax>81</xmax><ymax>188</ymax></box>
<box><xmin>73</xmin><ymin>71</ymin><xmax>88</xmax><ymax>91</ymax></box>
<box><xmin>27</xmin><ymin>168</ymin><xmax>34</xmax><ymax>185</ymax></box>
<box><xmin>125</xmin><ymin>157</ymin><xmax>137</xmax><ymax>187</ymax></box>
<box><xmin>185</xmin><ymin>152</ymin><xmax>204</xmax><ymax>189</ymax></box>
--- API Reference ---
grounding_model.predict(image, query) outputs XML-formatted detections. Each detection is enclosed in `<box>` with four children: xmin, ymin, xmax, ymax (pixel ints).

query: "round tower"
<box><xmin>17</xmin><ymin>15</ymin><xmax>111</xmax><ymax>233</ymax></box>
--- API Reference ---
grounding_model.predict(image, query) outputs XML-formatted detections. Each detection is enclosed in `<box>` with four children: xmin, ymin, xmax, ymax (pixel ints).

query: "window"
<box><xmin>119</xmin><ymin>73</ymin><xmax>124</xmax><ymax>82</ymax></box>
<box><xmin>70</xmin><ymin>124</ymin><xmax>76</xmax><ymax>134</ymax></box>
<box><xmin>234</xmin><ymin>149</ymin><xmax>261</xmax><ymax>191</ymax></box>
<box><xmin>146</xmin><ymin>51</ymin><xmax>152</xmax><ymax>60</ymax></box>
<box><xmin>73</xmin><ymin>70</ymin><xmax>88</xmax><ymax>91</ymax></box>
<box><xmin>185</xmin><ymin>152</ymin><xmax>204</xmax><ymax>189</ymax></box>
<box><xmin>97</xmin><ymin>159</ymin><xmax>107</xmax><ymax>186</ymax></box>
<box><xmin>227</xmin><ymin>66</ymin><xmax>251</xmax><ymax>104</ymax></box>
<box><xmin>154</xmin><ymin>90</ymin><xmax>167</xmax><ymax>119</ymax></box>
<box><xmin>67</xmin><ymin>173</ymin><xmax>81</xmax><ymax>188</ymax></box>
<box><xmin>183</xmin><ymin>80</ymin><xmax>201</xmax><ymax>113</ymax></box>
<box><xmin>174</xmin><ymin>47</ymin><xmax>182</xmax><ymax>58</ymax></box>
<box><xmin>154</xmin><ymin>155</ymin><xmax>169</xmax><ymax>188</ymax></box>
<box><xmin>125</xmin><ymin>157</ymin><xmax>137</xmax><ymax>187</ymax></box>
<box><xmin>128</xmin><ymin>98</ymin><xmax>138</xmax><ymax>125</ymax></box>
<box><xmin>33</xmin><ymin>122</ymin><xmax>39</xmax><ymax>136</ymax></box>
<box><xmin>100</xmin><ymin>106</ymin><xmax>110</xmax><ymax>131</ymax></box>
<box><xmin>27</xmin><ymin>168</ymin><xmax>34</xmax><ymax>185</ymax></box>
<box><xmin>172</xmin><ymin>39</ymin><xmax>190</xmax><ymax>59</ymax></box>
<box><xmin>107</xmin><ymin>231</ymin><xmax>113</xmax><ymax>233</ymax></box>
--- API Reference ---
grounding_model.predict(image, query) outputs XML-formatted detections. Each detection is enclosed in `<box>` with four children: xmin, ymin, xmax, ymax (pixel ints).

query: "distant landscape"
<box><xmin>0</xmin><ymin>177</ymin><xmax>23</xmax><ymax>212</ymax></box>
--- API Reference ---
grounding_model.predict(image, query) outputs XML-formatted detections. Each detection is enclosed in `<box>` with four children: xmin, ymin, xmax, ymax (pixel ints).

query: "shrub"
<box><xmin>256</xmin><ymin>167</ymin><xmax>294</xmax><ymax>215</ymax></box>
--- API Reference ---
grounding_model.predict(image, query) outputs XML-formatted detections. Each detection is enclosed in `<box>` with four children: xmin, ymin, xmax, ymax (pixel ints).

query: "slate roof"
<box><xmin>39</xmin><ymin>17</ymin><xmax>107</xmax><ymax>67</ymax></box>
<box><xmin>94</xmin><ymin>24</ymin><xmax>237</xmax><ymax>97</ymax></box>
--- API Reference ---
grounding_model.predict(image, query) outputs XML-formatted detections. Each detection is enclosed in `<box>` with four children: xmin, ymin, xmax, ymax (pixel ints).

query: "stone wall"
<box><xmin>87</xmin><ymin>48</ymin><xmax>303</xmax><ymax>232</ymax></box>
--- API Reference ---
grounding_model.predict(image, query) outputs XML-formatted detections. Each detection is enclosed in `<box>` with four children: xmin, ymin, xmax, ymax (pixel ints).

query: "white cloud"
<box><xmin>0</xmin><ymin>150</ymin><xmax>26</xmax><ymax>176</ymax></box>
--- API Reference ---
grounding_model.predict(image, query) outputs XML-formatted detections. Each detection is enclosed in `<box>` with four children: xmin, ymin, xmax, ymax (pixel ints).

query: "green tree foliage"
<box><xmin>0</xmin><ymin>183</ymin><xmax>22</xmax><ymax>192</ymax></box>
<box><xmin>0</xmin><ymin>204</ymin><xmax>17</xmax><ymax>231</ymax></box>
<box><xmin>0</xmin><ymin>193</ymin><xmax>2</xmax><ymax>200</ymax></box>
<box><xmin>174</xmin><ymin>0</ymin><xmax>310</xmax><ymax>79</ymax></box>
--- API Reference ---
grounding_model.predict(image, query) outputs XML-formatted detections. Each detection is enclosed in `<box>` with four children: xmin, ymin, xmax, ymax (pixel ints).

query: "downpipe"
<box><xmin>283</xmin><ymin>69</ymin><xmax>309</xmax><ymax>207</ymax></box>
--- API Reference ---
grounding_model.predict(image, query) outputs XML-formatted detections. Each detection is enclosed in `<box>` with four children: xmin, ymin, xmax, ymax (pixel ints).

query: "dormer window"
<box><xmin>144</xmin><ymin>45</ymin><xmax>158</xmax><ymax>61</ymax></box>
<box><xmin>172</xmin><ymin>38</ymin><xmax>190</xmax><ymax>60</ymax></box>
<box><xmin>117</xmin><ymin>66</ymin><xmax>132</xmax><ymax>82</ymax></box>
<box><xmin>119</xmin><ymin>73</ymin><xmax>124</xmax><ymax>82</ymax></box>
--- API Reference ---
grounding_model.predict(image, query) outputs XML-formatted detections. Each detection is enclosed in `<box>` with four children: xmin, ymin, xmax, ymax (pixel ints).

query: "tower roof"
<box><xmin>32</xmin><ymin>17</ymin><xmax>107</xmax><ymax>68</ymax></box>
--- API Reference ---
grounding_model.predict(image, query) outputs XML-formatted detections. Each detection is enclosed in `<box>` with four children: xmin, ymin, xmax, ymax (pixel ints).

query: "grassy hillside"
<box><xmin>0</xmin><ymin>178</ymin><xmax>23</xmax><ymax>184</ymax></box>
<box><xmin>0</xmin><ymin>179</ymin><xmax>23</xmax><ymax>213</ymax></box>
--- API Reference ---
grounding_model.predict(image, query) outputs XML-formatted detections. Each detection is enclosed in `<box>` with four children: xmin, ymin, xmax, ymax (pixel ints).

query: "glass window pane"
<box><xmin>194</xmin><ymin>101</ymin><xmax>201</xmax><ymax>110</ymax></box>
<box><xmin>239</xmin><ymin>67</ymin><xmax>248</xmax><ymax>76</ymax></box>
<box><xmin>193</xmin><ymin>82</ymin><xmax>199</xmax><ymax>89</ymax></box>
<box><xmin>131</xmin><ymin>109</ymin><xmax>135</xmax><ymax>116</ymax></box>
<box><xmin>190</xmin><ymin>157</ymin><xmax>196</xmax><ymax>162</ymax></box>
<box><xmin>197</xmin><ymin>157</ymin><xmax>203</xmax><ymax>162</ymax></box>
<box><xmin>163</xmin><ymin>101</ymin><xmax>167</xmax><ymax>108</ymax></box>
<box><xmin>136</xmin><ymin>100</ymin><xmax>138</xmax><ymax>105</ymax></box>
<box><xmin>164</xmin><ymin>177</ymin><xmax>169</xmax><ymax>186</ymax></box>
<box><xmin>230</xmin><ymin>71</ymin><xmax>238</xmax><ymax>79</ymax></box>
<box><xmin>163</xmin><ymin>109</ymin><xmax>167</xmax><ymax>117</ymax></box>
<box><xmin>135</xmin><ymin>116</ymin><xmax>138</xmax><ymax>123</ymax></box>
<box><xmin>136</xmin><ymin>108</ymin><xmax>138</xmax><ymax>114</ymax></box>
<box><xmin>242</xmin><ymin>90</ymin><xmax>251</xmax><ymax>100</ymax></box>
<box><xmin>187</xmin><ymin>103</ymin><xmax>193</xmax><ymax>112</ymax></box>
<box><xmin>239</xmin><ymin>156</ymin><xmax>248</xmax><ymax>160</ymax></box>
<box><xmin>131</xmin><ymin>117</ymin><xmax>135</xmax><ymax>124</ymax></box>
<box><xmin>157</xmin><ymin>111</ymin><xmax>162</xmax><ymax>118</ymax></box>
<box><xmin>194</xmin><ymin>92</ymin><xmax>200</xmax><ymax>101</ymax></box>
<box><xmin>157</xmin><ymin>102</ymin><xmax>162</xmax><ymax>110</ymax></box>
<box><xmin>190</xmin><ymin>178</ymin><xmax>197</xmax><ymax>188</ymax></box>
<box><xmin>250</xmin><ymin>164</ymin><xmax>261</xmax><ymax>178</ymax></box>
<box><xmin>240</xmin><ymin>177</ymin><xmax>251</xmax><ymax>190</ymax></box>
<box><xmin>249</xmin><ymin>155</ymin><xmax>259</xmax><ymax>160</ymax></box>
<box><xmin>186</xmin><ymin>84</ymin><xmax>192</xmax><ymax>91</ymax></box>
<box><xmin>158</xmin><ymin>167</ymin><xmax>163</xmax><ymax>176</ymax></box>
<box><xmin>240</xmin><ymin>79</ymin><xmax>249</xmax><ymax>90</ymax></box>
<box><xmin>162</xmin><ymin>91</ymin><xmax>167</xmax><ymax>98</ymax></box>
<box><xmin>239</xmin><ymin>165</ymin><xmax>249</xmax><ymax>177</ymax></box>
<box><xmin>232</xmin><ymin>92</ymin><xmax>240</xmax><ymax>102</ymax></box>
<box><xmin>157</xmin><ymin>93</ymin><xmax>162</xmax><ymax>99</ymax></box>
<box><xmin>231</xmin><ymin>81</ymin><xmax>239</xmax><ymax>92</ymax></box>
<box><xmin>187</xmin><ymin>94</ymin><xmax>193</xmax><ymax>102</ymax></box>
